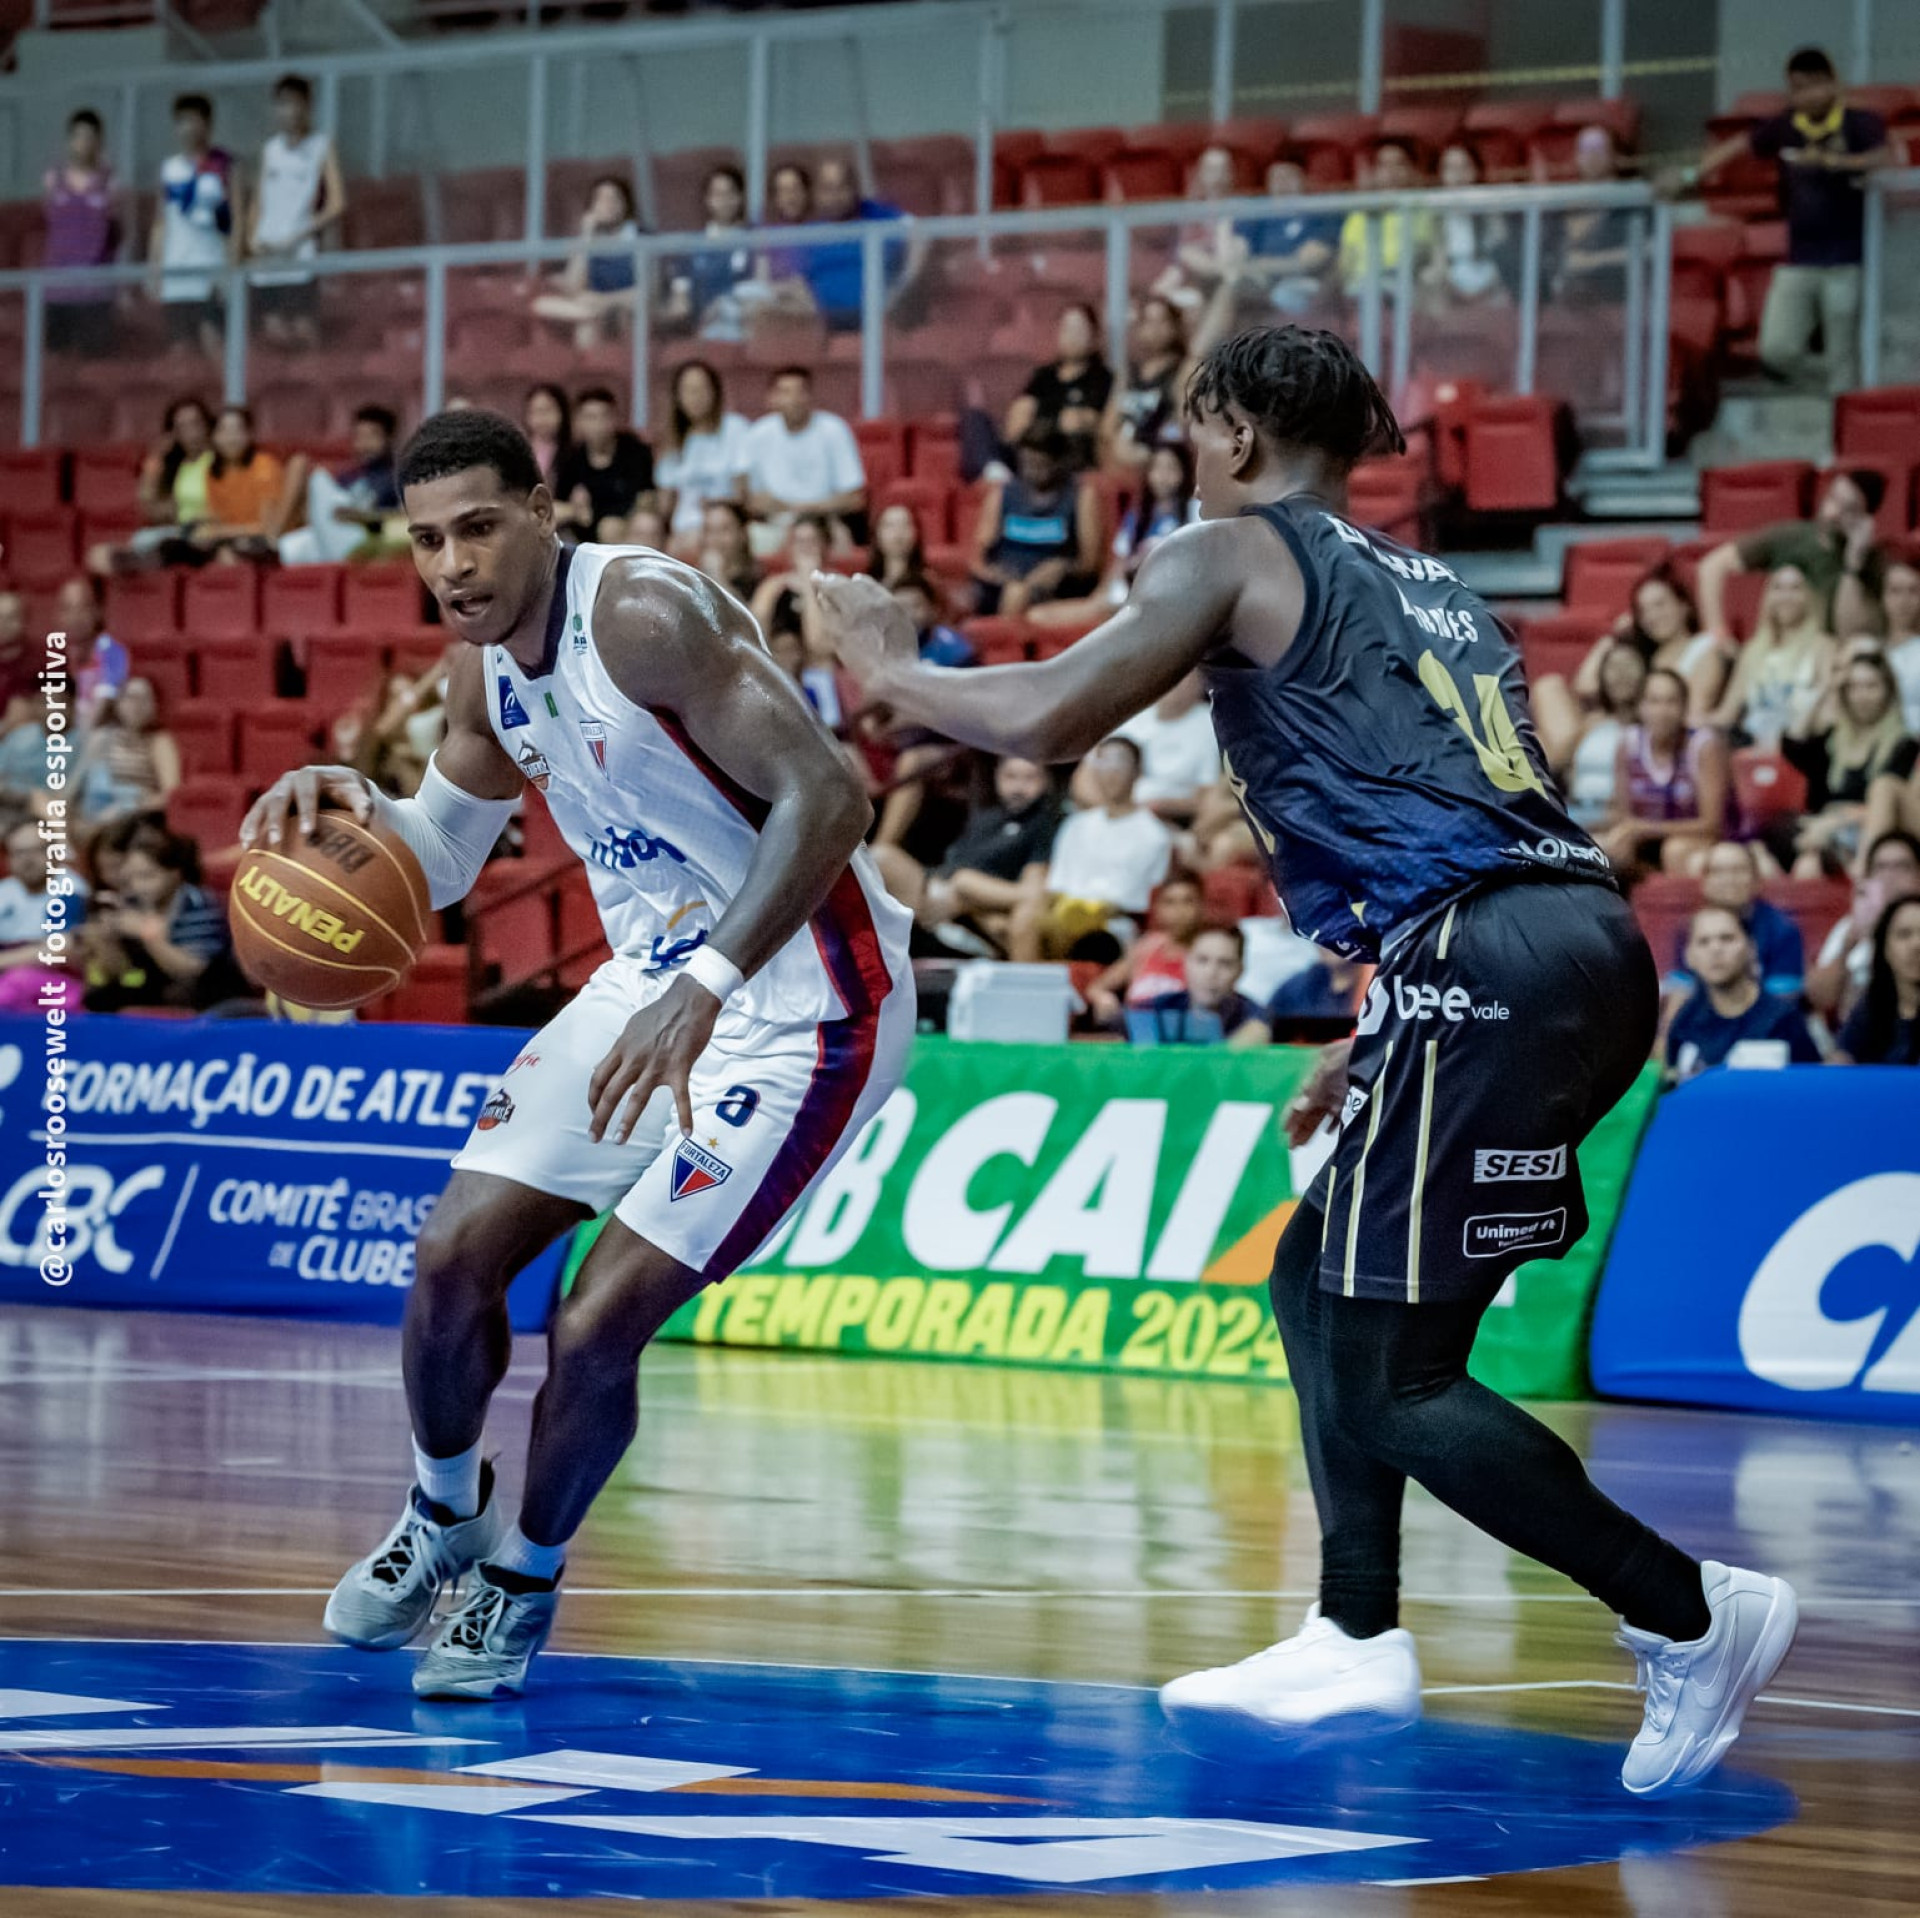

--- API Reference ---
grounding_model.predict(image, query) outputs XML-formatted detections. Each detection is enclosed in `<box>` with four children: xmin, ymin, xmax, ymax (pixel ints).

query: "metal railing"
<box><xmin>1860</xmin><ymin>167</ymin><xmax>1920</xmax><ymax>392</ymax></box>
<box><xmin>0</xmin><ymin>177</ymin><xmax>1670</xmax><ymax>461</ymax></box>
<box><xmin>0</xmin><ymin>181</ymin><xmax>1674</xmax><ymax>462</ymax></box>
<box><xmin>0</xmin><ymin>0</ymin><xmax>1658</xmax><ymax>222</ymax></box>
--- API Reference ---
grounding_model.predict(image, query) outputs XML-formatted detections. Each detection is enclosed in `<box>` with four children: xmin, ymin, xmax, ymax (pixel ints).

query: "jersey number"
<box><xmin>1417</xmin><ymin>650</ymin><xmax>1544</xmax><ymax>797</ymax></box>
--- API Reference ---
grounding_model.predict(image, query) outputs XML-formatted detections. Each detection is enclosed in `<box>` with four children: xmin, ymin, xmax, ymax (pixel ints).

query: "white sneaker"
<box><xmin>1618</xmin><ymin>1560</ymin><xmax>1798</xmax><ymax>1796</ymax></box>
<box><xmin>322</xmin><ymin>1467</ymin><xmax>502</xmax><ymax>1652</ymax></box>
<box><xmin>1159</xmin><ymin>1606</ymin><xmax>1422</xmax><ymax>1739</ymax></box>
<box><xmin>412</xmin><ymin>1565</ymin><xmax>559</xmax><ymax>1700</ymax></box>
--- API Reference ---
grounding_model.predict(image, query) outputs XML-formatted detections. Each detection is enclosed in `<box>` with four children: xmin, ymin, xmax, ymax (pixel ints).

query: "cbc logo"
<box><xmin>1737</xmin><ymin>1173</ymin><xmax>1920</xmax><ymax>1396</ymax></box>
<box><xmin>0</xmin><ymin>1163</ymin><xmax>168</xmax><ymax>1275</ymax></box>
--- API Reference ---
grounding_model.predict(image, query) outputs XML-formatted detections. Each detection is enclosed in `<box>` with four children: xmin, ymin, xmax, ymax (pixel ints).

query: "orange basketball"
<box><xmin>229</xmin><ymin>810</ymin><xmax>432</xmax><ymax>1012</ymax></box>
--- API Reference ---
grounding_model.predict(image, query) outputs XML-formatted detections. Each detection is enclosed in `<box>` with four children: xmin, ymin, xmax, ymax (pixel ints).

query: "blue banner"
<box><xmin>1591</xmin><ymin>1069</ymin><xmax>1920</xmax><ymax>1425</ymax></box>
<box><xmin>0</xmin><ymin>1015</ymin><xmax>560</xmax><ymax>1329</ymax></box>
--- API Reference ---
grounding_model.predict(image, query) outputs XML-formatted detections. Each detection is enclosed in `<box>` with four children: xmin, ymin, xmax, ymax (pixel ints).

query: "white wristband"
<box><xmin>683</xmin><ymin>943</ymin><xmax>744</xmax><ymax>1005</ymax></box>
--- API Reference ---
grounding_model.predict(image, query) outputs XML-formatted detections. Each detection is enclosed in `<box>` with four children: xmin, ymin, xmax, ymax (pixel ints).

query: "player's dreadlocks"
<box><xmin>1185</xmin><ymin>325</ymin><xmax>1406</xmax><ymax>468</ymax></box>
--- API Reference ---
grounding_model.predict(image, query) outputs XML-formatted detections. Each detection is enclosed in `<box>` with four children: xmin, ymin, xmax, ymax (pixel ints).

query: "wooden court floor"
<box><xmin>1</xmin><ymin>1303</ymin><xmax>1916</xmax><ymax>1915</ymax></box>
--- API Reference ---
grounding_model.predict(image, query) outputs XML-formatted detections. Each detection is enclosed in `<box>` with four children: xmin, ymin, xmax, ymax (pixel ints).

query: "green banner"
<box><xmin>565</xmin><ymin>1042</ymin><xmax>1658</xmax><ymax>1398</ymax></box>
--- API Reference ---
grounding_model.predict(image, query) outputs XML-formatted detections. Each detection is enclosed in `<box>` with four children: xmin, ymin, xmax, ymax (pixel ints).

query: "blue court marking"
<box><xmin>0</xmin><ymin>1638</ymin><xmax>1794</xmax><ymax>1899</ymax></box>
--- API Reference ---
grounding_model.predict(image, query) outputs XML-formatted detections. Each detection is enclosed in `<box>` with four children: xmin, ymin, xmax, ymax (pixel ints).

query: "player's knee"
<box><xmin>414</xmin><ymin>1200</ymin><xmax>513</xmax><ymax>1303</ymax></box>
<box><xmin>546</xmin><ymin>1289</ymin><xmax>650</xmax><ymax>1385</ymax></box>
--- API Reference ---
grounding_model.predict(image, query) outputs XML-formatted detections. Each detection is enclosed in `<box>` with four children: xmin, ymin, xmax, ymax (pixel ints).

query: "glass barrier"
<box><xmin>1865</xmin><ymin>175</ymin><xmax>1920</xmax><ymax>388</ymax></box>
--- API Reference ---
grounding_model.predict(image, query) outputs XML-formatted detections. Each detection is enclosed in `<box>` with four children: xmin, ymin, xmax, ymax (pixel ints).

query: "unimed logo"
<box><xmin>1462</xmin><ymin>1209</ymin><xmax>1566</xmax><ymax>1259</ymax></box>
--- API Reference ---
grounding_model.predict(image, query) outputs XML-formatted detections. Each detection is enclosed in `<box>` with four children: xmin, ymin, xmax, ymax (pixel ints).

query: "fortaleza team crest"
<box><xmin>0</xmin><ymin>1640</ymin><xmax>1794</xmax><ymax>1900</ymax></box>
<box><xmin>671</xmin><ymin>1137</ymin><xmax>731</xmax><ymax>1200</ymax></box>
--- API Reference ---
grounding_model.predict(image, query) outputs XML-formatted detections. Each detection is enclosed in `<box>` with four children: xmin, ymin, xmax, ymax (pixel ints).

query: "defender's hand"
<box><xmin>239</xmin><ymin>765</ymin><xmax>375</xmax><ymax>849</ymax></box>
<box><xmin>587</xmin><ymin>974</ymin><xmax>719</xmax><ymax>1145</ymax></box>
<box><xmin>1284</xmin><ymin>1037</ymin><xmax>1353</xmax><ymax>1148</ymax></box>
<box><xmin>811</xmin><ymin>572</ymin><xmax>920</xmax><ymax>695</ymax></box>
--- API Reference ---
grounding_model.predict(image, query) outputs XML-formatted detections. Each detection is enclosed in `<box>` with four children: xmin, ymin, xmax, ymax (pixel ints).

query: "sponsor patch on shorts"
<box><xmin>1473</xmin><ymin>1146</ymin><xmax>1567</xmax><ymax>1182</ymax></box>
<box><xmin>1463</xmin><ymin>1208</ymin><xmax>1566</xmax><ymax>1258</ymax></box>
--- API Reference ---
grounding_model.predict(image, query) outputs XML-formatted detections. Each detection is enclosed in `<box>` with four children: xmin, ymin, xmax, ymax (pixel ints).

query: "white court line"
<box><xmin>0</xmin><ymin>1585</ymin><xmax>1914</xmax><ymax>1610</ymax></box>
<box><xmin>0</xmin><ymin>1633</ymin><xmax>1909</xmax><ymax>1723</ymax></box>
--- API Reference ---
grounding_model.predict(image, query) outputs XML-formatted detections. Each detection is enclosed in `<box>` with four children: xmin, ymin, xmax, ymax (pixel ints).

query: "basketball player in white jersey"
<box><xmin>240</xmin><ymin>410</ymin><xmax>913</xmax><ymax>1698</ymax></box>
<box><xmin>248</xmin><ymin>73</ymin><xmax>345</xmax><ymax>349</ymax></box>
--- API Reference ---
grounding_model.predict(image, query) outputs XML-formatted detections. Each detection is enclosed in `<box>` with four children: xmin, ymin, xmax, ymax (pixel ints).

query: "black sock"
<box><xmin>482</xmin><ymin>1562</ymin><xmax>559</xmax><ymax>1596</ymax></box>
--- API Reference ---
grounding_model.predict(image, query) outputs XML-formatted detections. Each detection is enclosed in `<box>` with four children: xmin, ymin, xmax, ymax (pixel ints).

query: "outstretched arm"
<box><xmin>815</xmin><ymin>517</ymin><xmax>1284</xmax><ymax>763</ymax></box>
<box><xmin>586</xmin><ymin>556</ymin><xmax>874</xmax><ymax>1142</ymax></box>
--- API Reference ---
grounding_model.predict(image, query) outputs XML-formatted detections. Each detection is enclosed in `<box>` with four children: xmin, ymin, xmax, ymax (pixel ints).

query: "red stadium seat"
<box><xmin>875</xmin><ymin>477</ymin><xmax>953</xmax><ymax>543</ymax></box>
<box><xmin>1019</xmin><ymin>155</ymin><xmax>1100</xmax><ymax>208</ymax></box>
<box><xmin>1826</xmin><ymin>458</ymin><xmax>1917</xmax><ymax>540</ymax></box>
<box><xmin>1563</xmin><ymin>537</ymin><xmax>1672</xmax><ymax>619</ymax></box>
<box><xmin>1104</xmin><ymin>147</ymin><xmax>1184</xmax><ymax>203</ymax></box>
<box><xmin>236</xmin><ymin>703</ymin><xmax>323</xmax><ymax>786</ymax></box>
<box><xmin>474</xmin><ymin>881</ymin><xmax>559</xmax><ymax>987</ymax></box>
<box><xmin>342</xmin><ymin>564</ymin><xmax>428</xmax><ymax>633</ymax></box>
<box><xmin>1513</xmin><ymin>612</ymin><xmax>1601</xmax><ymax>687</ymax></box>
<box><xmin>1699</xmin><ymin>460</ymin><xmax>1814</xmax><ymax>535</ymax></box>
<box><xmin>1730</xmin><ymin>746</ymin><xmax>1808</xmax><ymax>833</ymax></box>
<box><xmin>169</xmin><ymin>701</ymin><xmax>237</xmax><ymax>777</ymax></box>
<box><xmin>0</xmin><ymin>448</ymin><xmax>65</xmax><ymax>512</ymax></box>
<box><xmin>1761</xmin><ymin>873</ymin><xmax>1851</xmax><ymax>959</ymax></box>
<box><xmin>365</xmin><ymin>942</ymin><xmax>468</xmax><ymax>1024</ymax></box>
<box><xmin>1834</xmin><ymin>386</ymin><xmax>1920</xmax><ymax>462</ymax></box>
<box><xmin>302</xmin><ymin>631</ymin><xmax>389</xmax><ymax>698</ymax></box>
<box><xmin>194</xmin><ymin>639</ymin><xmax>276</xmax><ymax>707</ymax></box>
<box><xmin>907</xmin><ymin>419</ymin><xmax>962</xmax><ymax>484</ymax></box>
<box><xmin>1346</xmin><ymin>457</ymin><xmax>1425</xmax><ymax>540</ymax></box>
<box><xmin>1045</xmin><ymin>126</ymin><xmax>1129</xmax><ymax>168</ymax></box>
<box><xmin>135</xmin><ymin>654</ymin><xmax>192</xmax><ymax>714</ymax></box>
<box><xmin>6</xmin><ymin>509</ymin><xmax>78</xmax><ymax>590</ymax></box>
<box><xmin>1462</xmin><ymin>396</ymin><xmax>1566</xmax><ymax>514</ymax></box>
<box><xmin>1630</xmin><ymin>872</ymin><xmax>1702</xmax><ymax>971</ymax></box>
<box><xmin>1202</xmin><ymin>864</ymin><xmax>1277</xmax><ymax>923</ymax></box>
<box><xmin>261</xmin><ymin>565</ymin><xmax>347</xmax><ymax>636</ymax></box>
<box><xmin>103</xmin><ymin>571</ymin><xmax>182</xmax><ymax>645</ymax></box>
<box><xmin>166</xmin><ymin>775</ymin><xmax>249</xmax><ymax>850</ymax></box>
<box><xmin>1377</xmin><ymin>107</ymin><xmax>1463</xmax><ymax>158</ymax></box>
<box><xmin>182</xmin><ymin>566</ymin><xmax>264</xmax><ymax>642</ymax></box>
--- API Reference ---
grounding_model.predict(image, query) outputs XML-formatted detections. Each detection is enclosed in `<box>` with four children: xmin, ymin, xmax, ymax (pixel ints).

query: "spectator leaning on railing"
<box><xmin>1834</xmin><ymin>893</ymin><xmax>1920</xmax><ymax>1064</ymax></box>
<box><xmin>1678</xmin><ymin>45</ymin><xmax>1894</xmax><ymax>394</ymax></box>
<box><xmin>1666</xmin><ymin>905</ymin><xmax>1821</xmax><ymax>1082</ymax></box>
<box><xmin>42</xmin><ymin>107</ymin><xmax>119</xmax><ymax>358</ymax></box>
<box><xmin>150</xmin><ymin>92</ymin><xmax>239</xmax><ymax>363</ymax></box>
<box><xmin>531</xmin><ymin>174</ymin><xmax>642</xmax><ymax>352</ymax></box>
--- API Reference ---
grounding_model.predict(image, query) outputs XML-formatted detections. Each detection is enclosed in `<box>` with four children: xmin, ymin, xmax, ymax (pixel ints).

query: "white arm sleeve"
<box><xmin>367</xmin><ymin>755</ymin><xmax>521</xmax><ymax>910</ymax></box>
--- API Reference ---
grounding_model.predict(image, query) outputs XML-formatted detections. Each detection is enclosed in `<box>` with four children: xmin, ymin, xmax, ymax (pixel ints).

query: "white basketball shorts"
<box><xmin>449</xmin><ymin>951</ymin><xmax>913</xmax><ymax>1279</ymax></box>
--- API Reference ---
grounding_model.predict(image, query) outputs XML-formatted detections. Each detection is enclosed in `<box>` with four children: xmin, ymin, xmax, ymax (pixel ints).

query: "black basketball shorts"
<box><xmin>1314</xmin><ymin>877</ymin><xmax>1657</xmax><ymax>1305</ymax></box>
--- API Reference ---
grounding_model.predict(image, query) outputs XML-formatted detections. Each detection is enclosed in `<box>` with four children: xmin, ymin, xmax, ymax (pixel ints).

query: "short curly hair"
<box><xmin>1185</xmin><ymin>325</ymin><xmax>1405</xmax><ymax>469</ymax></box>
<box><xmin>398</xmin><ymin>409</ymin><xmax>543</xmax><ymax>496</ymax></box>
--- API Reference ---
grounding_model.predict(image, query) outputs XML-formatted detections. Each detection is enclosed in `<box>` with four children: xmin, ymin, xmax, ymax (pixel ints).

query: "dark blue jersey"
<box><xmin>1202</xmin><ymin>498</ymin><xmax>1612</xmax><ymax>960</ymax></box>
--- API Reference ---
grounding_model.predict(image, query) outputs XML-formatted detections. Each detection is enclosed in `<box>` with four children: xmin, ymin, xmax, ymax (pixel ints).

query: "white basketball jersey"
<box><xmin>480</xmin><ymin>543</ymin><xmax>911</xmax><ymax>1028</ymax></box>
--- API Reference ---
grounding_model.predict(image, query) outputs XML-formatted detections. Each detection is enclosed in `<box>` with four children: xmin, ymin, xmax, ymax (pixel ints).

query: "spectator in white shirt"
<box><xmin>1805</xmin><ymin>826</ymin><xmax>1920</xmax><ymax>1025</ymax></box>
<box><xmin>1113</xmin><ymin>671</ymin><xmax>1219</xmax><ymax>824</ymax></box>
<box><xmin>653</xmin><ymin>359</ymin><xmax>752</xmax><ymax>546</ymax></box>
<box><xmin>248</xmin><ymin>74</ymin><xmax>346</xmax><ymax>350</ymax></box>
<box><xmin>742</xmin><ymin>366</ymin><xmax>867</xmax><ymax>556</ymax></box>
<box><xmin>1882</xmin><ymin>560</ymin><xmax>1920</xmax><ymax>735</ymax></box>
<box><xmin>1009</xmin><ymin>734</ymin><xmax>1172</xmax><ymax>960</ymax></box>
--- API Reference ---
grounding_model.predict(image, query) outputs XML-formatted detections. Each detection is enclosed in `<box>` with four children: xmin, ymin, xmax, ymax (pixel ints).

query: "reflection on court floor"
<box><xmin>0</xmin><ymin>1639</ymin><xmax>1794</xmax><ymax>1899</ymax></box>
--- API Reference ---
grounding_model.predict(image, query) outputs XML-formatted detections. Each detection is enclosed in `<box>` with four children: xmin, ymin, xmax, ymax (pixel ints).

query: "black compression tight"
<box><xmin>1269</xmin><ymin>1199</ymin><xmax>1711</xmax><ymax>1645</ymax></box>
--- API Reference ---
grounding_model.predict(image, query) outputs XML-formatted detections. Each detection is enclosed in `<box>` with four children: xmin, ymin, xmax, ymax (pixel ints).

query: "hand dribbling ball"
<box><xmin>230</xmin><ymin>810</ymin><xmax>432</xmax><ymax>1012</ymax></box>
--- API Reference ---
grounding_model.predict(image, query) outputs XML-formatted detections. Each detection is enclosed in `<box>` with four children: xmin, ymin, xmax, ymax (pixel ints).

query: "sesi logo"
<box><xmin>1737</xmin><ymin>1173</ymin><xmax>1920</xmax><ymax>1397</ymax></box>
<box><xmin>1474</xmin><ymin>1147</ymin><xmax>1567</xmax><ymax>1182</ymax></box>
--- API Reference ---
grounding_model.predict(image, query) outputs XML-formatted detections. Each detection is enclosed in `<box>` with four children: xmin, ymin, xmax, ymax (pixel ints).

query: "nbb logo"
<box><xmin>1737</xmin><ymin>1174</ymin><xmax>1920</xmax><ymax>1398</ymax></box>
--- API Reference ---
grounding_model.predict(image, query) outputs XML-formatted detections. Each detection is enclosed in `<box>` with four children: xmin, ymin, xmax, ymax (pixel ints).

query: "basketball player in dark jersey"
<box><xmin>813</xmin><ymin>326</ymin><xmax>1796</xmax><ymax>1796</ymax></box>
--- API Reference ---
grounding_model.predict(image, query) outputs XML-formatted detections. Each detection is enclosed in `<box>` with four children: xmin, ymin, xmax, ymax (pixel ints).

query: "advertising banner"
<box><xmin>587</xmin><ymin>1040</ymin><xmax>1655</xmax><ymax>1399</ymax></box>
<box><xmin>1592</xmin><ymin>1068</ymin><xmax>1920</xmax><ymax>1425</ymax></box>
<box><xmin>0</xmin><ymin>1015</ymin><xmax>560</xmax><ymax>1329</ymax></box>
